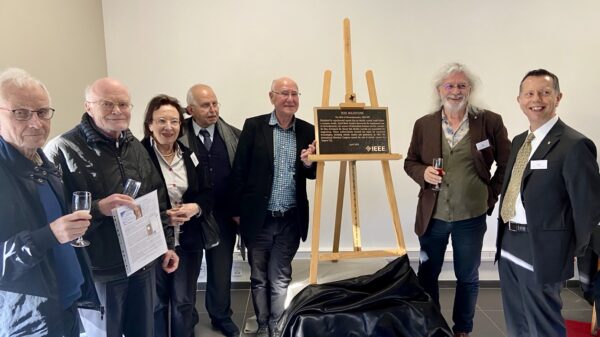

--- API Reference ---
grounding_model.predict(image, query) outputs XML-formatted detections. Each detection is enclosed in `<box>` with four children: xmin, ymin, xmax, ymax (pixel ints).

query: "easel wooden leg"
<box><xmin>332</xmin><ymin>161</ymin><xmax>347</xmax><ymax>261</ymax></box>
<box><xmin>348</xmin><ymin>161</ymin><xmax>362</xmax><ymax>252</ymax></box>
<box><xmin>309</xmin><ymin>162</ymin><xmax>325</xmax><ymax>284</ymax></box>
<box><xmin>381</xmin><ymin>160</ymin><xmax>406</xmax><ymax>254</ymax></box>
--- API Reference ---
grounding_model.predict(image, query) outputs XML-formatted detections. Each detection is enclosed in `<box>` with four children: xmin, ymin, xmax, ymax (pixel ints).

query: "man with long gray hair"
<box><xmin>404</xmin><ymin>63</ymin><xmax>511</xmax><ymax>337</ymax></box>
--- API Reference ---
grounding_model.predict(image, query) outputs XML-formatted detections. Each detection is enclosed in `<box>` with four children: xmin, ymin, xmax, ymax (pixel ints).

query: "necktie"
<box><xmin>500</xmin><ymin>133</ymin><xmax>535</xmax><ymax>223</ymax></box>
<box><xmin>199</xmin><ymin>129</ymin><xmax>212</xmax><ymax>151</ymax></box>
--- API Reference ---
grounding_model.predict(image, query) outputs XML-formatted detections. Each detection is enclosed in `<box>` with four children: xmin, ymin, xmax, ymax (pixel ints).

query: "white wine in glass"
<box><xmin>71</xmin><ymin>191</ymin><xmax>91</xmax><ymax>247</ymax></box>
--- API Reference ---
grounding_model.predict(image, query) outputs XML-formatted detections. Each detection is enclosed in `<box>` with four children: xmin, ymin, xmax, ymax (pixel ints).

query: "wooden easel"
<box><xmin>308</xmin><ymin>18</ymin><xmax>406</xmax><ymax>284</ymax></box>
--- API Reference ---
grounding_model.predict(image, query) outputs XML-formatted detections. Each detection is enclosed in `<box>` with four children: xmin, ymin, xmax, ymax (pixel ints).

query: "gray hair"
<box><xmin>0</xmin><ymin>67</ymin><xmax>51</xmax><ymax>104</ymax></box>
<box><xmin>186</xmin><ymin>84</ymin><xmax>212</xmax><ymax>106</ymax></box>
<box><xmin>84</xmin><ymin>84</ymin><xmax>94</xmax><ymax>101</ymax></box>
<box><xmin>432</xmin><ymin>62</ymin><xmax>480</xmax><ymax>109</ymax></box>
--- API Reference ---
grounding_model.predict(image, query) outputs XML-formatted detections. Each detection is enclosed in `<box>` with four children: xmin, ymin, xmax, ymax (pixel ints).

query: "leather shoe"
<box><xmin>211</xmin><ymin>318</ymin><xmax>240</xmax><ymax>337</ymax></box>
<box><xmin>454</xmin><ymin>333</ymin><xmax>469</xmax><ymax>337</ymax></box>
<box><xmin>256</xmin><ymin>325</ymin><xmax>270</xmax><ymax>337</ymax></box>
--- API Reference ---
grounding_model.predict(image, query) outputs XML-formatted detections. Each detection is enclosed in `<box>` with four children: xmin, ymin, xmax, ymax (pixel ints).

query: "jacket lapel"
<box><xmin>522</xmin><ymin>119</ymin><xmax>563</xmax><ymax>184</ymax></box>
<box><xmin>261</xmin><ymin>114</ymin><xmax>275</xmax><ymax>164</ymax></box>
<box><xmin>498</xmin><ymin>131</ymin><xmax>527</xmax><ymax>203</ymax></box>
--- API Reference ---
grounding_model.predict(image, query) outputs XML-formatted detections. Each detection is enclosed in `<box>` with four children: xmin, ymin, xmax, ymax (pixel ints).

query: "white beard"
<box><xmin>443</xmin><ymin>98</ymin><xmax>467</xmax><ymax>114</ymax></box>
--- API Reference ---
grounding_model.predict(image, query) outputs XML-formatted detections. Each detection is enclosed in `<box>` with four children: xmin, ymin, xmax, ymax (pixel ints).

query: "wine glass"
<box><xmin>432</xmin><ymin>157</ymin><xmax>444</xmax><ymax>191</ymax></box>
<box><xmin>168</xmin><ymin>185</ymin><xmax>183</xmax><ymax>246</ymax></box>
<box><xmin>123</xmin><ymin>179</ymin><xmax>141</xmax><ymax>198</ymax></box>
<box><xmin>171</xmin><ymin>199</ymin><xmax>183</xmax><ymax>246</ymax></box>
<box><xmin>71</xmin><ymin>191</ymin><xmax>91</xmax><ymax>247</ymax></box>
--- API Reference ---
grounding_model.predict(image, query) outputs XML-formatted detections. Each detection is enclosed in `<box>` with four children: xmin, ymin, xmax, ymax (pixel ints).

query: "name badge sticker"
<box><xmin>530</xmin><ymin>160</ymin><xmax>547</xmax><ymax>170</ymax></box>
<box><xmin>190</xmin><ymin>152</ymin><xmax>200</xmax><ymax>167</ymax></box>
<box><xmin>476</xmin><ymin>139</ymin><xmax>491</xmax><ymax>151</ymax></box>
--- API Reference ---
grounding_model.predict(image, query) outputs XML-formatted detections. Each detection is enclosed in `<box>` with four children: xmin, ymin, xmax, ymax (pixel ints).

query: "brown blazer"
<box><xmin>404</xmin><ymin>107</ymin><xmax>511</xmax><ymax>236</ymax></box>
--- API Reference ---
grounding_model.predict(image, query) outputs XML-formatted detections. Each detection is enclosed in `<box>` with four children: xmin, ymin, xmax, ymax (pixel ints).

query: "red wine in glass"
<box><xmin>432</xmin><ymin>158</ymin><xmax>443</xmax><ymax>191</ymax></box>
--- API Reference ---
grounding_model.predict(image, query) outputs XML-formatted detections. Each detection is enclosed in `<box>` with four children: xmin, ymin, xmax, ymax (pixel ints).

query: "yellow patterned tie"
<box><xmin>500</xmin><ymin>133</ymin><xmax>535</xmax><ymax>223</ymax></box>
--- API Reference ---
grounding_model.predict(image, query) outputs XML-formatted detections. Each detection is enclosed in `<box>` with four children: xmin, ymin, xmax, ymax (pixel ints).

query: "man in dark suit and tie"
<box><xmin>230</xmin><ymin>77</ymin><xmax>316</xmax><ymax>337</ymax></box>
<box><xmin>181</xmin><ymin>84</ymin><xmax>241</xmax><ymax>337</ymax></box>
<box><xmin>496</xmin><ymin>69</ymin><xmax>600</xmax><ymax>337</ymax></box>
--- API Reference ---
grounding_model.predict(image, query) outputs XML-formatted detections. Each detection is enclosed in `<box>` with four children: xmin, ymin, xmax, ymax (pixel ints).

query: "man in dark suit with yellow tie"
<box><xmin>496</xmin><ymin>69</ymin><xmax>600</xmax><ymax>337</ymax></box>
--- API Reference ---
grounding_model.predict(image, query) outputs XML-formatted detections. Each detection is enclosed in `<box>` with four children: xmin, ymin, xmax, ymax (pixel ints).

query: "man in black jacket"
<box><xmin>230</xmin><ymin>77</ymin><xmax>316</xmax><ymax>337</ymax></box>
<box><xmin>0</xmin><ymin>67</ymin><xmax>95</xmax><ymax>336</ymax></box>
<box><xmin>45</xmin><ymin>77</ymin><xmax>179</xmax><ymax>337</ymax></box>
<box><xmin>496</xmin><ymin>69</ymin><xmax>600</xmax><ymax>336</ymax></box>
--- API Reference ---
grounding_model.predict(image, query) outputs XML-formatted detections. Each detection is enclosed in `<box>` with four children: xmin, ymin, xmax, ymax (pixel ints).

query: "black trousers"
<box><xmin>79</xmin><ymin>265</ymin><xmax>156</xmax><ymax>337</ymax></box>
<box><xmin>154</xmin><ymin>248</ymin><xmax>203</xmax><ymax>337</ymax></box>
<box><xmin>205</xmin><ymin>211</ymin><xmax>237</xmax><ymax>323</ymax></box>
<box><xmin>499</xmin><ymin>258</ymin><xmax>565</xmax><ymax>337</ymax></box>
<box><xmin>248</xmin><ymin>212</ymin><xmax>301</xmax><ymax>329</ymax></box>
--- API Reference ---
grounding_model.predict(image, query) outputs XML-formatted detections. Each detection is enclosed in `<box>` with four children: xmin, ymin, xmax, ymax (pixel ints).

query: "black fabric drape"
<box><xmin>276</xmin><ymin>255</ymin><xmax>452</xmax><ymax>337</ymax></box>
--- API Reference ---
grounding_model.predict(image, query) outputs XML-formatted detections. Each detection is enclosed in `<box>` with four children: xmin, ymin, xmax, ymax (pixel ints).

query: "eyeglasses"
<box><xmin>88</xmin><ymin>100</ymin><xmax>133</xmax><ymax>112</ymax></box>
<box><xmin>152</xmin><ymin>118</ymin><xmax>181</xmax><ymax>126</ymax></box>
<box><xmin>272</xmin><ymin>91</ymin><xmax>301</xmax><ymax>98</ymax></box>
<box><xmin>440</xmin><ymin>83</ymin><xmax>470</xmax><ymax>91</ymax></box>
<box><xmin>0</xmin><ymin>107</ymin><xmax>55</xmax><ymax>121</ymax></box>
<box><xmin>195</xmin><ymin>102</ymin><xmax>221</xmax><ymax>110</ymax></box>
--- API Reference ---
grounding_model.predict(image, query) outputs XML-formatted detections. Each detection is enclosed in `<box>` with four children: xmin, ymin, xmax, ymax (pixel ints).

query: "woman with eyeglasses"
<box><xmin>141</xmin><ymin>94</ymin><xmax>213</xmax><ymax>337</ymax></box>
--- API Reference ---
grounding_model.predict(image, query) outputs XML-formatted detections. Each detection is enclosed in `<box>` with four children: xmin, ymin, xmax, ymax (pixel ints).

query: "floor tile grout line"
<box><xmin>477</xmin><ymin>305</ymin><xmax>508</xmax><ymax>337</ymax></box>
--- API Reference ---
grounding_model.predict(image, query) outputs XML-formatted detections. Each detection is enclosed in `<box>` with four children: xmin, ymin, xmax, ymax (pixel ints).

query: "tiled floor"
<box><xmin>193</xmin><ymin>259</ymin><xmax>594</xmax><ymax>337</ymax></box>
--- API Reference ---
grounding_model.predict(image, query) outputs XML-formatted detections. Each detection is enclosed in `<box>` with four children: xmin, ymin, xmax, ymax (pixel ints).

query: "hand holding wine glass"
<box><xmin>432</xmin><ymin>157</ymin><xmax>444</xmax><ymax>191</ymax></box>
<box><xmin>71</xmin><ymin>191</ymin><xmax>92</xmax><ymax>247</ymax></box>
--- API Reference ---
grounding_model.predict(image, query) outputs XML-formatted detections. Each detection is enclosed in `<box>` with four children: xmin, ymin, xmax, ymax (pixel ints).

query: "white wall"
<box><xmin>102</xmin><ymin>0</ymin><xmax>600</xmax><ymax>256</ymax></box>
<box><xmin>0</xmin><ymin>0</ymin><xmax>107</xmax><ymax>139</ymax></box>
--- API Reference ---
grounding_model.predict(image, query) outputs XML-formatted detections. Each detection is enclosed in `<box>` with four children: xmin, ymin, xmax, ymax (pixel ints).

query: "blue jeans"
<box><xmin>418</xmin><ymin>214</ymin><xmax>486</xmax><ymax>334</ymax></box>
<box><xmin>248</xmin><ymin>212</ymin><xmax>301</xmax><ymax>330</ymax></box>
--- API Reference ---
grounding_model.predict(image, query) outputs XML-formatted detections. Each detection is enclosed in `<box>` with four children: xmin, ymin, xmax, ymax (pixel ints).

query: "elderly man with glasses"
<box><xmin>0</xmin><ymin>67</ymin><xmax>97</xmax><ymax>336</ymax></box>
<box><xmin>178</xmin><ymin>83</ymin><xmax>242</xmax><ymax>336</ymax></box>
<box><xmin>230</xmin><ymin>77</ymin><xmax>317</xmax><ymax>337</ymax></box>
<box><xmin>45</xmin><ymin>77</ymin><xmax>179</xmax><ymax>337</ymax></box>
<box><xmin>404</xmin><ymin>63</ymin><xmax>511</xmax><ymax>337</ymax></box>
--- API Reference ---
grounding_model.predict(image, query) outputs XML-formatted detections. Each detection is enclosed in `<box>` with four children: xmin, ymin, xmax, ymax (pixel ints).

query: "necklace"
<box><xmin>160</xmin><ymin>151</ymin><xmax>175</xmax><ymax>157</ymax></box>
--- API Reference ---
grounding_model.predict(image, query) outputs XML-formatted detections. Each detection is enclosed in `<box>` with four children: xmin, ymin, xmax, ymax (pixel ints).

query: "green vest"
<box><xmin>432</xmin><ymin>134</ymin><xmax>488</xmax><ymax>222</ymax></box>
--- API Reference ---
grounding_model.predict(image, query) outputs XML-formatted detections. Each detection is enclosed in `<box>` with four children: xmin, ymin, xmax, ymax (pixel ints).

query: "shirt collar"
<box><xmin>530</xmin><ymin>114</ymin><xmax>559</xmax><ymax>143</ymax></box>
<box><xmin>440</xmin><ymin>108</ymin><xmax>469</xmax><ymax>124</ymax></box>
<box><xmin>192</xmin><ymin>119</ymin><xmax>216</xmax><ymax>138</ymax></box>
<box><xmin>269</xmin><ymin>111</ymin><xmax>296</xmax><ymax>131</ymax></box>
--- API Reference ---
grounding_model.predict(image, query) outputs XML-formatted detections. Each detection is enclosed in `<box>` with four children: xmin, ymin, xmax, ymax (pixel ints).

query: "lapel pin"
<box><xmin>547</xmin><ymin>141</ymin><xmax>551</xmax><ymax>145</ymax></box>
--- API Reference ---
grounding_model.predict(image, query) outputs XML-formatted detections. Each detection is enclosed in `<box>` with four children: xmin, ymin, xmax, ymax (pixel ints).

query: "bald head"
<box><xmin>85</xmin><ymin>78</ymin><xmax>130</xmax><ymax>102</ymax></box>
<box><xmin>186</xmin><ymin>84</ymin><xmax>220</xmax><ymax>127</ymax></box>
<box><xmin>270</xmin><ymin>77</ymin><xmax>298</xmax><ymax>92</ymax></box>
<box><xmin>84</xmin><ymin>77</ymin><xmax>132</xmax><ymax>139</ymax></box>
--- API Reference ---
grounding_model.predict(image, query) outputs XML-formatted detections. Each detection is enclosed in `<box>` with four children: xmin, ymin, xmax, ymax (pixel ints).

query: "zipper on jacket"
<box><xmin>111</xmin><ymin>138</ymin><xmax>127</xmax><ymax>185</ymax></box>
<box><xmin>115</xmin><ymin>155</ymin><xmax>127</xmax><ymax>185</ymax></box>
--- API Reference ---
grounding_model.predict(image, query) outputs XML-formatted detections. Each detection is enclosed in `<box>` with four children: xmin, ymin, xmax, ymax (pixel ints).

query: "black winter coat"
<box><xmin>0</xmin><ymin>138</ymin><xmax>100</xmax><ymax>336</ymax></box>
<box><xmin>45</xmin><ymin>113</ymin><xmax>170</xmax><ymax>282</ymax></box>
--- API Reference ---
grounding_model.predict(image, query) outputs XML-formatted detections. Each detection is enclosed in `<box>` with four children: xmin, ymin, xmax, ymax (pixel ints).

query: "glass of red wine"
<box><xmin>432</xmin><ymin>157</ymin><xmax>444</xmax><ymax>191</ymax></box>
